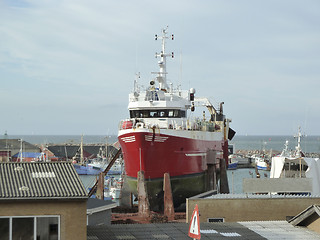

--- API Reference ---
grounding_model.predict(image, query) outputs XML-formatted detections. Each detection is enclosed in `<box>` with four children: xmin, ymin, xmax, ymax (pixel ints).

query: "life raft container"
<box><xmin>121</xmin><ymin>120</ymin><xmax>133</xmax><ymax>129</ymax></box>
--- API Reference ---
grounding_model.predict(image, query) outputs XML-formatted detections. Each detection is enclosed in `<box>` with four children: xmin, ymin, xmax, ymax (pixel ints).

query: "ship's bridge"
<box><xmin>128</xmin><ymin>109</ymin><xmax>186</xmax><ymax>129</ymax></box>
<box><xmin>129</xmin><ymin>109</ymin><xmax>186</xmax><ymax>119</ymax></box>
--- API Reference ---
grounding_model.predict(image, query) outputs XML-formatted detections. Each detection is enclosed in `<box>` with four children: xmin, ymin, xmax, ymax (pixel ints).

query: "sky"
<box><xmin>0</xmin><ymin>0</ymin><xmax>320</xmax><ymax>136</ymax></box>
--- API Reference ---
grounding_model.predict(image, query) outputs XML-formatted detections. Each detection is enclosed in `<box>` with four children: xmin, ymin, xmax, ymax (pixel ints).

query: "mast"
<box><xmin>281</xmin><ymin>140</ymin><xmax>289</xmax><ymax>157</ymax></box>
<box><xmin>154</xmin><ymin>26</ymin><xmax>174</xmax><ymax>91</ymax></box>
<box><xmin>133</xmin><ymin>72</ymin><xmax>140</xmax><ymax>93</ymax></box>
<box><xmin>64</xmin><ymin>145</ymin><xmax>68</xmax><ymax>161</ymax></box>
<box><xmin>294</xmin><ymin>126</ymin><xmax>304</xmax><ymax>178</ymax></box>
<box><xmin>106</xmin><ymin>135</ymin><xmax>109</xmax><ymax>160</ymax></box>
<box><xmin>4</xmin><ymin>131</ymin><xmax>9</xmax><ymax>162</ymax></box>
<box><xmin>18</xmin><ymin>139</ymin><xmax>23</xmax><ymax>162</ymax></box>
<box><xmin>294</xmin><ymin>126</ymin><xmax>304</xmax><ymax>158</ymax></box>
<box><xmin>80</xmin><ymin>135</ymin><xmax>84</xmax><ymax>165</ymax></box>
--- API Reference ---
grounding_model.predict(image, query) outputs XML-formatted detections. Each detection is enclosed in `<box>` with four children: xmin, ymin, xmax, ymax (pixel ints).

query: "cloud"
<box><xmin>1</xmin><ymin>0</ymin><xmax>320</xmax><ymax>135</ymax></box>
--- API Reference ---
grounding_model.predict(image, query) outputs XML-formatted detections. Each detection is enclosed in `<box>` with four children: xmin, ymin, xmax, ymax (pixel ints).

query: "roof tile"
<box><xmin>0</xmin><ymin>162</ymin><xmax>87</xmax><ymax>200</ymax></box>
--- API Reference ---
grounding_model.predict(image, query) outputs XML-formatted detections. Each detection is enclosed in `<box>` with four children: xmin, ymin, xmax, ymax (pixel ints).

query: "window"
<box><xmin>159</xmin><ymin>111</ymin><xmax>166</xmax><ymax>117</ymax></box>
<box><xmin>150</xmin><ymin>111</ymin><xmax>158</xmax><ymax>117</ymax></box>
<box><xmin>12</xmin><ymin>217</ymin><xmax>34</xmax><ymax>240</ymax></box>
<box><xmin>37</xmin><ymin>217</ymin><xmax>59</xmax><ymax>240</ymax></box>
<box><xmin>129</xmin><ymin>109</ymin><xmax>186</xmax><ymax>118</ymax></box>
<box><xmin>0</xmin><ymin>218</ymin><xmax>9</xmax><ymax>240</ymax></box>
<box><xmin>207</xmin><ymin>218</ymin><xmax>224</xmax><ymax>223</ymax></box>
<box><xmin>0</xmin><ymin>216</ymin><xmax>60</xmax><ymax>240</ymax></box>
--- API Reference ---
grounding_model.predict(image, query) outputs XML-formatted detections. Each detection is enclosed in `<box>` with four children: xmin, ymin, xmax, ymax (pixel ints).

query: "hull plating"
<box><xmin>126</xmin><ymin>172</ymin><xmax>207</xmax><ymax>210</ymax></box>
<box><xmin>118</xmin><ymin>129</ymin><xmax>224</xmax><ymax>179</ymax></box>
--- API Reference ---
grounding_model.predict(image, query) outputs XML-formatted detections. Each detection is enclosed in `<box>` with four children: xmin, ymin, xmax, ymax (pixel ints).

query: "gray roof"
<box><xmin>240</xmin><ymin>221</ymin><xmax>320</xmax><ymax>240</ymax></box>
<box><xmin>87</xmin><ymin>198</ymin><xmax>117</xmax><ymax>215</ymax></box>
<box><xmin>87</xmin><ymin>198</ymin><xmax>115</xmax><ymax>209</ymax></box>
<box><xmin>0</xmin><ymin>139</ymin><xmax>40</xmax><ymax>153</ymax></box>
<box><xmin>88</xmin><ymin>222</ymin><xmax>265</xmax><ymax>240</ymax></box>
<box><xmin>47</xmin><ymin>145</ymin><xmax>79</xmax><ymax>158</ymax></box>
<box><xmin>201</xmin><ymin>193</ymin><xmax>320</xmax><ymax>199</ymax></box>
<box><xmin>0</xmin><ymin>162</ymin><xmax>88</xmax><ymax>200</ymax></box>
<box><xmin>47</xmin><ymin>145</ymin><xmax>117</xmax><ymax>159</ymax></box>
<box><xmin>87</xmin><ymin>221</ymin><xmax>320</xmax><ymax>239</ymax></box>
<box><xmin>288</xmin><ymin>205</ymin><xmax>320</xmax><ymax>226</ymax></box>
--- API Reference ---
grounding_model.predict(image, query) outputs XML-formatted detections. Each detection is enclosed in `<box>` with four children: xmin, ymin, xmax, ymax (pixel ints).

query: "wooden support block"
<box><xmin>137</xmin><ymin>171</ymin><xmax>150</xmax><ymax>218</ymax></box>
<box><xmin>163</xmin><ymin>173</ymin><xmax>175</xmax><ymax>221</ymax></box>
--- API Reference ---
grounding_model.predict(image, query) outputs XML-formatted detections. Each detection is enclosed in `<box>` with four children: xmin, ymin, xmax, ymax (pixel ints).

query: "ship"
<box><xmin>118</xmin><ymin>27</ymin><xmax>235</xmax><ymax>210</ymax></box>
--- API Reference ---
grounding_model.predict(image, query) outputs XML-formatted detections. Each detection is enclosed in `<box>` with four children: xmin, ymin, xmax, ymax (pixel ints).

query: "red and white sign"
<box><xmin>188</xmin><ymin>204</ymin><xmax>201</xmax><ymax>239</ymax></box>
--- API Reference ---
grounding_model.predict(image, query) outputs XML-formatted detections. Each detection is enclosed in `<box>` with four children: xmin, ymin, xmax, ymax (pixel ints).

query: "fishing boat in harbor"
<box><xmin>270</xmin><ymin>127</ymin><xmax>320</xmax><ymax>195</ymax></box>
<box><xmin>228</xmin><ymin>154</ymin><xmax>238</xmax><ymax>170</ymax></box>
<box><xmin>72</xmin><ymin>135</ymin><xmax>101</xmax><ymax>175</ymax></box>
<box><xmin>72</xmin><ymin>135</ymin><xmax>123</xmax><ymax>175</ymax></box>
<box><xmin>249</xmin><ymin>141</ymin><xmax>270</xmax><ymax>170</ymax></box>
<box><xmin>270</xmin><ymin>127</ymin><xmax>307</xmax><ymax>178</ymax></box>
<box><xmin>118</xmin><ymin>27</ymin><xmax>235</xmax><ymax>210</ymax></box>
<box><xmin>254</xmin><ymin>155</ymin><xmax>269</xmax><ymax>170</ymax></box>
<box><xmin>104</xmin><ymin>176</ymin><xmax>123</xmax><ymax>200</ymax></box>
<box><xmin>74</xmin><ymin>157</ymin><xmax>123</xmax><ymax>175</ymax></box>
<box><xmin>88</xmin><ymin>158</ymin><xmax>123</xmax><ymax>175</ymax></box>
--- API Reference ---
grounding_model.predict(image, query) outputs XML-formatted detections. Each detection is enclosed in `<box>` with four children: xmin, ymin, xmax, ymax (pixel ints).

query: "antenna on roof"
<box><xmin>153</xmin><ymin>26</ymin><xmax>174</xmax><ymax>91</ymax></box>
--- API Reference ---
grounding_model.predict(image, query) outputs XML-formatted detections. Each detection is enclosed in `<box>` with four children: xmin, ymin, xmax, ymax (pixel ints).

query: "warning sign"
<box><xmin>188</xmin><ymin>204</ymin><xmax>201</xmax><ymax>239</ymax></box>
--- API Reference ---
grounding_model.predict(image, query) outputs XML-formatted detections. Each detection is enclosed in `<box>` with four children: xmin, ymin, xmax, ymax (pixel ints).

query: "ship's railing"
<box><xmin>185</xmin><ymin>120</ymin><xmax>219</xmax><ymax>132</ymax></box>
<box><xmin>119</xmin><ymin>118</ymin><xmax>221</xmax><ymax>132</ymax></box>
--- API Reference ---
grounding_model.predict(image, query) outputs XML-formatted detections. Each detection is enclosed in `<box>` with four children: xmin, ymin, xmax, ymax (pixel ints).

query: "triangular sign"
<box><xmin>188</xmin><ymin>204</ymin><xmax>201</xmax><ymax>239</ymax></box>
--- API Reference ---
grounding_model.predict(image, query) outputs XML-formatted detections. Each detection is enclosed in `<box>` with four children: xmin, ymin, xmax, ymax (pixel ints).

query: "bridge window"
<box><xmin>130</xmin><ymin>109</ymin><xmax>186</xmax><ymax>118</ymax></box>
<box><xmin>150</xmin><ymin>111</ymin><xmax>158</xmax><ymax>117</ymax></box>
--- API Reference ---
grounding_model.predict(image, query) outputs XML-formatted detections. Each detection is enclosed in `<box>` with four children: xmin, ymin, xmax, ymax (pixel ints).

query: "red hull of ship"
<box><xmin>118</xmin><ymin>131</ymin><xmax>224</xmax><ymax>180</ymax></box>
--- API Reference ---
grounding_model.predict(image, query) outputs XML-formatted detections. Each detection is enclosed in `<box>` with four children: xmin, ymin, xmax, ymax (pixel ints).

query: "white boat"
<box><xmin>88</xmin><ymin>158</ymin><xmax>124</xmax><ymax>175</ymax></box>
<box><xmin>270</xmin><ymin>127</ymin><xmax>320</xmax><ymax>195</ymax></box>
<box><xmin>250</xmin><ymin>154</ymin><xmax>269</xmax><ymax>170</ymax></box>
<box><xmin>255</xmin><ymin>156</ymin><xmax>268</xmax><ymax>170</ymax></box>
<box><xmin>270</xmin><ymin>127</ymin><xmax>306</xmax><ymax>178</ymax></box>
<box><xmin>227</xmin><ymin>155</ymin><xmax>238</xmax><ymax>170</ymax></box>
<box><xmin>104</xmin><ymin>176</ymin><xmax>123</xmax><ymax>199</ymax></box>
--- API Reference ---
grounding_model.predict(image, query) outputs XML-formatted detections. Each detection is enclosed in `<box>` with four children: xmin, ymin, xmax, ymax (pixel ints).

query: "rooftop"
<box><xmin>87</xmin><ymin>221</ymin><xmax>320</xmax><ymax>239</ymax></box>
<box><xmin>197</xmin><ymin>193</ymin><xmax>320</xmax><ymax>199</ymax></box>
<box><xmin>87</xmin><ymin>198</ymin><xmax>117</xmax><ymax>215</ymax></box>
<box><xmin>0</xmin><ymin>162</ymin><xmax>87</xmax><ymax>200</ymax></box>
<box><xmin>0</xmin><ymin>139</ymin><xmax>39</xmax><ymax>151</ymax></box>
<box><xmin>289</xmin><ymin>204</ymin><xmax>320</xmax><ymax>226</ymax></box>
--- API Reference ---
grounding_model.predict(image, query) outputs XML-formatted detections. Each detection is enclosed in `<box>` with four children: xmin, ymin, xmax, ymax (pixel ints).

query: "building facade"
<box><xmin>0</xmin><ymin>162</ymin><xmax>88</xmax><ymax>240</ymax></box>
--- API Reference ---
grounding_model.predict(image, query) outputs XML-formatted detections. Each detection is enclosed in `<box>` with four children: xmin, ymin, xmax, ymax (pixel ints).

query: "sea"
<box><xmin>5</xmin><ymin>134</ymin><xmax>320</xmax><ymax>153</ymax></box>
<box><xmin>3</xmin><ymin>134</ymin><xmax>320</xmax><ymax>194</ymax></box>
<box><xmin>230</xmin><ymin>135</ymin><xmax>320</xmax><ymax>154</ymax></box>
